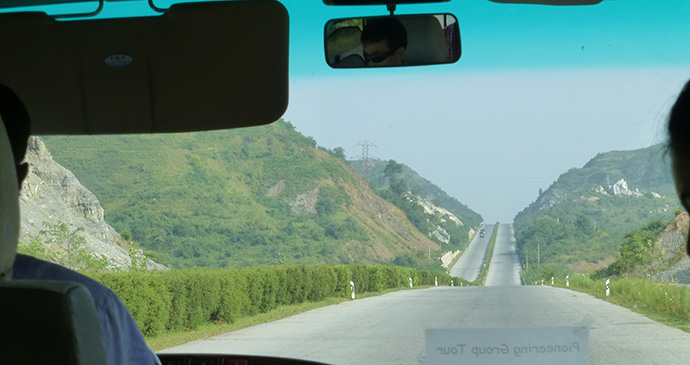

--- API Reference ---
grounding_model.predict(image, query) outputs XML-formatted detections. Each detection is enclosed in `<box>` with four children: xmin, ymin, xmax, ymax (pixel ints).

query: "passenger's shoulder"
<box><xmin>12</xmin><ymin>254</ymin><xmax>114</xmax><ymax>301</ymax></box>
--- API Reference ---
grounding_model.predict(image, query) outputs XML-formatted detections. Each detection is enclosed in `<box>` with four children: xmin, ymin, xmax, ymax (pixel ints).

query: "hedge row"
<box><xmin>93</xmin><ymin>264</ymin><xmax>455</xmax><ymax>337</ymax></box>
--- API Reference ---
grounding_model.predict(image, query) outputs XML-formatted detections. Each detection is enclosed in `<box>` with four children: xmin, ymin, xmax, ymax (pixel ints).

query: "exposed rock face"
<box><xmin>18</xmin><ymin>137</ymin><xmax>165</xmax><ymax>271</ymax></box>
<box><xmin>289</xmin><ymin>186</ymin><xmax>319</xmax><ymax>215</ymax></box>
<box><xmin>594</xmin><ymin>178</ymin><xmax>665</xmax><ymax>199</ymax></box>
<box><xmin>440</xmin><ymin>250</ymin><xmax>461</xmax><ymax>269</ymax></box>
<box><xmin>600</xmin><ymin>179</ymin><xmax>643</xmax><ymax>197</ymax></box>
<box><xmin>405</xmin><ymin>193</ymin><xmax>466</xmax><ymax>244</ymax></box>
<box><xmin>266</xmin><ymin>179</ymin><xmax>285</xmax><ymax>198</ymax></box>
<box><xmin>415</xmin><ymin>195</ymin><xmax>464</xmax><ymax>226</ymax></box>
<box><xmin>652</xmin><ymin>213</ymin><xmax>690</xmax><ymax>283</ymax></box>
<box><xmin>610</xmin><ymin>179</ymin><xmax>642</xmax><ymax>196</ymax></box>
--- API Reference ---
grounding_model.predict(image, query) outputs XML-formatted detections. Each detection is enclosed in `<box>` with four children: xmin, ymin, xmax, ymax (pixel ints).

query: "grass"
<box><xmin>146</xmin><ymin>285</ymin><xmax>437</xmax><ymax>351</ymax></box>
<box><xmin>547</xmin><ymin>275</ymin><xmax>690</xmax><ymax>333</ymax></box>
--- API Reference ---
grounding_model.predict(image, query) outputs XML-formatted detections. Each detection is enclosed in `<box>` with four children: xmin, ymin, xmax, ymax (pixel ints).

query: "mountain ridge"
<box><xmin>514</xmin><ymin>144</ymin><xmax>681</xmax><ymax>282</ymax></box>
<box><xmin>41</xmin><ymin>120</ymin><xmax>481</xmax><ymax>269</ymax></box>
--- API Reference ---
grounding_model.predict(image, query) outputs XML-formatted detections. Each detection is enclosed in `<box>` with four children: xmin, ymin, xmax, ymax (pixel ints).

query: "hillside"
<box><xmin>349</xmin><ymin>158</ymin><xmax>483</xmax><ymax>250</ymax></box>
<box><xmin>41</xmin><ymin>120</ymin><xmax>450</xmax><ymax>269</ymax></box>
<box><xmin>19</xmin><ymin>137</ymin><xmax>163</xmax><ymax>271</ymax></box>
<box><xmin>650</xmin><ymin>213</ymin><xmax>690</xmax><ymax>283</ymax></box>
<box><xmin>590</xmin><ymin>212</ymin><xmax>690</xmax><ymax>284</ymax></box>
<box><xmin>513</xmin><ymin>144</ymin><xmax>682</xmax><ymax>281</ymax></box>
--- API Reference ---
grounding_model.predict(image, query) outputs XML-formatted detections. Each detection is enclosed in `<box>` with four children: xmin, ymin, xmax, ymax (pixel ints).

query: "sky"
<box><xmin>277</xmin><ymin>0</ymin><xmax>690</xmax><ymax>223</ymax></box>
<box><xmin>8</xmin><ymin>0</ymin><xmax>690</xmax><ymax>223</ymax></box>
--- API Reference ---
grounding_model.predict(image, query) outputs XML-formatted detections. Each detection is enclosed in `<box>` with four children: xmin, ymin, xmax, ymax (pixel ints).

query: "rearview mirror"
<box><xmin>325</xmin><ymin>14</ymin><xmax>460</xmax><ymax>68</ymax></box>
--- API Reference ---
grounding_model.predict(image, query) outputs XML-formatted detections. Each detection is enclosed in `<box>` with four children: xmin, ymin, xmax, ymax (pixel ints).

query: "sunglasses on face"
<box><xmin>363</xmin><ymin>48</ymin><xmax>396</xmax><ymax>64</ymax></box>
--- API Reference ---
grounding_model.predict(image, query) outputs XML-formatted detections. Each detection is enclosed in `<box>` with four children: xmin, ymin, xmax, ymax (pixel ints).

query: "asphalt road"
<box><xmin>485</xmin><ymin>224</ymin><xmax>522</xmax><ymax>286</ymax></box>
<box><xmin>161</xmin><ymin>224</ymin><xmax>690</xmax><ymax>364</ymax></box>
<box><xmin>449</xmin><ymin>223</ymin><xmax>493</xmax><ymax>281</ymax></box>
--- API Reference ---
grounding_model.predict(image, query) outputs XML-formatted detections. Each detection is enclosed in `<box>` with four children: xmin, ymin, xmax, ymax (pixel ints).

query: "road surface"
<box><xmin>161</xmin><ymin>224</ymin><xmax>690</xmax><ymax>364</ymax></box>
<box><xmin>449</xmin><ymin>223</ymin><xmax>493</xmax><ymax>281</ymax></box>
<box><xmin>485</xmin><ymin>224</ymin><xmax>522</xmax><ymax>286</ymax></box>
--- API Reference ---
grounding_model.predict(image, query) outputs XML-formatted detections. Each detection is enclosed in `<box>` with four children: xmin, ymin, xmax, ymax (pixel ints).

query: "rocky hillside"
<box><xmin>19</xmin><ymin>137</ymin><xmax>164</xmax><ymax>270</ymax></box>
<box><xmin>349</xmin><ymin>158</ymin><xmax>483</xmax><ymax>251</ymax></box>
<box><xmin>514</xmin><ymin>144</ymin><xmax>682</xmax><ymax>282</ymax></box>
<box><xmin>650</xmin><ymin>213</ymin><xmax>690</xmax><ymax>283</ymax></box>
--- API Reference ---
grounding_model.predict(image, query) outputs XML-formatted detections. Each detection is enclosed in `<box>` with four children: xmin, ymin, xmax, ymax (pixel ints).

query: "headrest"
<box><xmin>0</xmin><ymin>281</ymin><xmax>107</xmax><ymax>364</ymax></box>
<box><xmin>326</xmin><ymin>26</ymin><xmax>363</xmax><ymax>63</ymax></box>
<box><xmin>0</xmin><ymin>117</ymin><xmax>19</xmax><ymax>282</ymax></box>
<box><xmin>400</xmin><ymin>16</ymin><xmax>448</xmax><ymax>65</ymax></box>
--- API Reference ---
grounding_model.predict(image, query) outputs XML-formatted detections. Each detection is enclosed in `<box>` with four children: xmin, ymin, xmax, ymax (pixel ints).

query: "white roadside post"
<box><xmin>435</xmin><ymin>277</ymin><xmax>438</xmax><ymax>287</ymax></box>
<box><xmin>551</xmin><ymin>277</ymin><xmax>554</xmax><ymax>285</ymax></box>
<box><xmin>409</xmin><ymin>277</ymin><xmax>413</xmax><ymax>288</ymax></box>
<box><xmin>350</xmin><ymin>280</ymin><xmax>355</xmax><ymax>299</ymax></box>
<box><xmin>606</xmin><ymin>279</ymin><xmax>610</xmax><ymax>297</ymax></box>
<box><xmin>541</xmin><ymin>279</ymin><xmax>544</xmax><ymax>286</ymax></box>
<box><xmin>451</xmin><ymin>280</ymin><xmax>454</xmax><ymax>287</ymax></box>
<box><xmin>566</xmin><ymin>275</ymin><xmax>569</xmax><ymax>287</ymax></box>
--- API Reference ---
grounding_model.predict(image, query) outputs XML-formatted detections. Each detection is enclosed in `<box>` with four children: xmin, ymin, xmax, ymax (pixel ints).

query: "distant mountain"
<box><xmin>349</xmin><ymin>158</ymin><xmax>483</xmax><ymax>250</ymax></box>
<box><xmin>513</xmin><ymin>144</ymin><xmax>681</xmax><ymax>281</ymax></box>
<box><xmin>42</xmin><ymin>120</ymin><xmax>447</xmax><ymax>269</ymax></box>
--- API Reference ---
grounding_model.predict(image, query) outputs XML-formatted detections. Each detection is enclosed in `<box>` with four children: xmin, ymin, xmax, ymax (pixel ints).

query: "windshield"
<box><xmin>5</xmin><ymin>0</ymin><xmax>690</xmax><ymax>364</ymax></box>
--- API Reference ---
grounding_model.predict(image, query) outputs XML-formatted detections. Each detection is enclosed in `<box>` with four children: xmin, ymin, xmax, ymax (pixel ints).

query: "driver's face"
<box><xmin>363</xmin><ymin>40</ymin><xmax>404</xmax><ymax>67</ymax></box>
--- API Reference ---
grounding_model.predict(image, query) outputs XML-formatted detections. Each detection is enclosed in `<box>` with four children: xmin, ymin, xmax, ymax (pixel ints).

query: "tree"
<box><xmin>16</xmin><ymin>238</ymin><xmax>57</xmax><ymax>262</ymax></box>
<box><xmin>331</xmin><ymin>147</ymin><xmax>346</xmax><ymax>160</ymax></box>
<box><xmin>128</xmin><ymin>241</ymin><xmax>150</xmax><ymax>272</ymax></box>
<box><xmin>614</xmin><ymin>219</ymin><xmax>666</xmax><ymax>274</ymax></box>
<box><xmin>38</xmin><ymin>221</ymin><xmax>111</xmax><ymax>273</ymax></box>
<box><xmin>384</xmin><ymin>159</ymin><xmax>403</xmax><ymax>180</ymax></box>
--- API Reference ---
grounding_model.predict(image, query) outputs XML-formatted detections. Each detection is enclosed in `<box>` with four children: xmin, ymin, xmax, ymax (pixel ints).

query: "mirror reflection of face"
<box><xmin>363</xmin><ymin>40</ymin><xmax>405</xmax><ymax>67</ymax></box>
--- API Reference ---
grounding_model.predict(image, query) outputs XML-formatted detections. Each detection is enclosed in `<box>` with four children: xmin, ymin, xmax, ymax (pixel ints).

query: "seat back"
<box><xmin>0</xmin><ymin>281</ymin><xmax>107</xmax><ymax>365</ymax></box>
<box><xmin>1</xmin><ymin>99</ymin><xmax>106</xmax><ymax>364</ymax></box>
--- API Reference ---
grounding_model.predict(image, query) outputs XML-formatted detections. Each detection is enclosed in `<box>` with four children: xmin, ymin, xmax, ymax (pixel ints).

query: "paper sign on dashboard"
<box><xmin>426</xmin><ymin>326</ymin><xmax>589</xmax><ymax>365</ymax></box>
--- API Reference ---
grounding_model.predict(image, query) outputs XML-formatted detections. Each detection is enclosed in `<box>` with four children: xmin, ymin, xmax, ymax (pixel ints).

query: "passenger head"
<box><xmin>0</xmin><ymin>84</ymin><xmax>30</xmax><ymax>188</ymax></box>
<box><xmin>668</xmin><ymin>79</ymin><xmax>690</xmax><ymax>255</ymax></box>
<box><xmin>0</xmin><ymin>107</ymin><xmax>20</xmax><ymax>281</ymax></box>
<box><xmin>361</xmin><ymin>17</ymin><xmax>407</xmax><ymax>67</ymax></box>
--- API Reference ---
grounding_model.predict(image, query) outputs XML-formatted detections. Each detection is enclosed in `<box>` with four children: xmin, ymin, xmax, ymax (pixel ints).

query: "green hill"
<box><xmin>513</xmin><ymin>144</ymin><xmax>682</xmax><ymax>282</ymax></box>
<box><xmin>349</xmin><ymin>158</ymin><xmax>483</xmax><ymax>251</ymax></box>
<box><xmin>41</xmin><ymin>120</ymin><xmax>449</xmax><ymax>269</ymax></box>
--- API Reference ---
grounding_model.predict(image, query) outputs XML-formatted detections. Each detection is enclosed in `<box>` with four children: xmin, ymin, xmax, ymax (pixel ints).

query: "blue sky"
<box><xmin>279</xmin><ymin>0</ymin><xmax>690</xmax><ymax>222</ymax></box>
<box><xmin>9</xmin><ymin>0</ymin><xmax>690</xmax><ymax>222</ymax></box>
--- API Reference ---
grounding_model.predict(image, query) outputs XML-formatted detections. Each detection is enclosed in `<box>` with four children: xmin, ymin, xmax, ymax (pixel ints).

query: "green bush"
<box><xmin>93</xmin><ymin>264</ymin><xmax>452</xmax><ymax>338</ymax></box>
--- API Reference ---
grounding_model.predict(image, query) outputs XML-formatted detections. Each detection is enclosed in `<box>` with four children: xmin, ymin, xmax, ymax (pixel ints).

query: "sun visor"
<box><xmin>0</xmin><ymin>1</ymin><xmax>289</xmax><ymax>134</ymax></box>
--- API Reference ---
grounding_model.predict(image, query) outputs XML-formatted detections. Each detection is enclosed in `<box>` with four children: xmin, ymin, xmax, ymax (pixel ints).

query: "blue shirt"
<box><xmin>12</xmin><ymin>254</ymin><xmax>161</xmax><ymax>365</ymax></box>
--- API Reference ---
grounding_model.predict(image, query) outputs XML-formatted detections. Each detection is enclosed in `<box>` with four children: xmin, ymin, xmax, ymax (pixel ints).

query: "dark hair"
<box><xmin>361</xmin><ymin>17</ymin><xmax>407</xmax><ymax>53</ymax></box>
<box><xmin>0</xmin><ymin>84</ymin><xmax>30</xmax><ymax>165</ymax></box>
<box><xmin>668</xmin><ymin>79</ymin><xmax>690</xmax><ymax>155</ymax></box>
